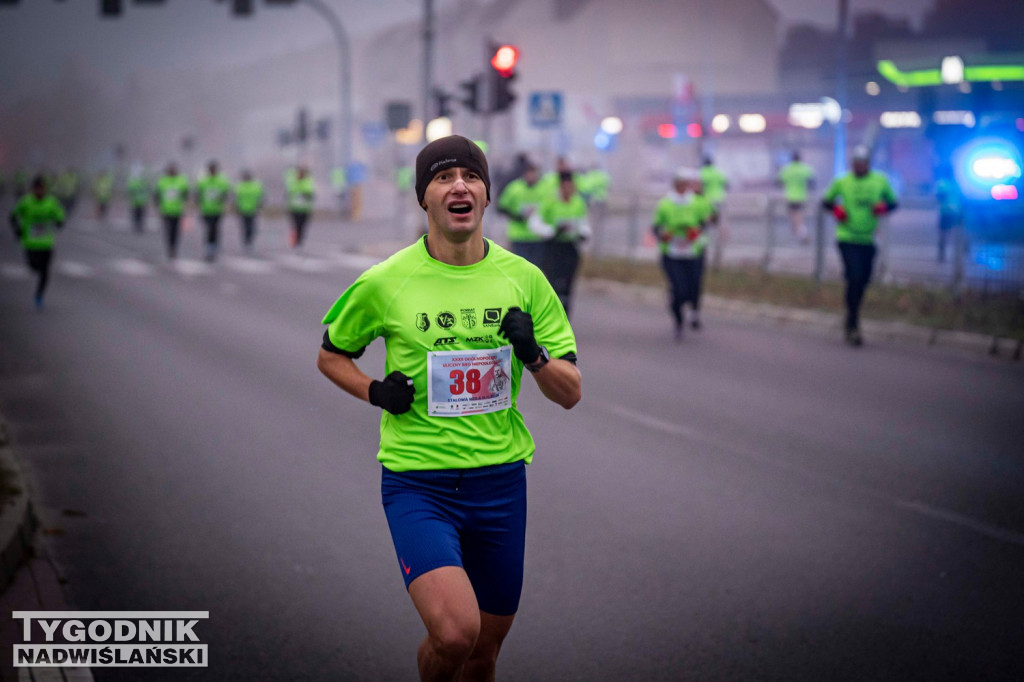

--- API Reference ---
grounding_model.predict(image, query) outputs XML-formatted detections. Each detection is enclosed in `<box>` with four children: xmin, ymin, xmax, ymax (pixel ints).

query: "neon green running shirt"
<box><xmin>196</xmin><ymin>173</ymin><xmax>231</xmax><ymax>216</ymax></box>
<box><xmin>652</xmin><ymin>192</ymin><xmax>714</xmax><ymax>257</ymax></box>
<box><xmin>234</xmin><ymin>180</ymin><xmax>264</xmax><ymax>216</ymax></box>
<box><xmin>13</xmin><ymin>194</ymin><xmax>65</xmax><ymax>250</ymax></box>
<box><xmin>322</xmin><ymin>238</ymin><xmax>577</xmax><ymax>472</ymax></box>
<box><xmin>156</xmin><ymin>175</ymin><xmax>190</xmax><ymax>217</ymax></box>
<box><xmin>823</xmin><ymin>171</ymin><xmax>897</xmax><ymax>244</ymax></box>
<box><xmin>499</xmin><ymin>178</ymin><xmax>548</xmax><ymax>243</ymax></box>
<box><xmin>700</xmin><ymin>165</ymin><xmax>727</xmax><ymax>204</ymax></box>
<box><xmin>778</xmin><ymin>161</ymin><xmax>815</xmax><ymax>203</ymax></box>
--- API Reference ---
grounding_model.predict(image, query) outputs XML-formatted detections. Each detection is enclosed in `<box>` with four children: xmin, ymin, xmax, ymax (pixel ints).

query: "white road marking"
<box><xmin>222</xmin><ymin>255</ymin><xmax>277</xmax><ymax>274</ymax></box>
<box><xmin>56</xmin><ymin>261</ymin><xmax>95</xmax><ymax>278</ymax></box>
<box><xmin>111</xmin><ymin>258</ymin><xmax>156</xmax><ymax>276</ymax></box>
<box><xmin>171</xmin><ymin>259</ymin><xmax>213</xmax><ymax>277</ymax></box>
<box><xmin>603</xmin><ymin>402</ymin><xmax>1024</xmax><ymax>547</ymax></box>
<box><xmin>333</xmin><ymin>252</ymin><xmax>382</xmax><ymax>270</ymax></box>
<box><xmin>276</xmin><ymin>253</ymin><xmax>333</xmax><ymax>272</ymax></box>
<box><xmin>1</xmin><ymin>264</ymin><xmax>30</xmax><ymax>279</ymax></box>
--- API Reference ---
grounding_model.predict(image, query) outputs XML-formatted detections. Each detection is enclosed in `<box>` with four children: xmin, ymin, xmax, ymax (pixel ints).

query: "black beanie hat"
<box><xmin>415</xmin><ymin>135</ymin><xmax>490</xmax><ymax>208</ymax></box>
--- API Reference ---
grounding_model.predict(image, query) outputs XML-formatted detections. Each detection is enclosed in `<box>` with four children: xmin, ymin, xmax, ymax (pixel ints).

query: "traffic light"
<box><xmin>459</xmin><ymin>75</ymin><xmax>483</xmax><ymax>114</ymax></box>
<box><xmin>433</xmin><ymin>89</ymin><xmax>455</xmax><ymax>119</ymax></box>
<box><xmin>296</xmin><ymin>108</ymin><xmax>309</xmax><ymax>143</ymax></box>
<box><xmin>490</xmin><ymin>44</ymin><xmax>519</xmax><ymax>78</ymax></box>
<box><xmin>489</xmin><ymin>44</ymin><xmax>519</xmax><ymax>112</ymax></box>
<box><xmin>491</xmin><ymin>70</ymin><xmax>517</xmax><ymax>112</ymax></box>
<box><xmin>100</xmin><ymin>0</ymin><xmax>122</xmax><ymax>17</ymax></box>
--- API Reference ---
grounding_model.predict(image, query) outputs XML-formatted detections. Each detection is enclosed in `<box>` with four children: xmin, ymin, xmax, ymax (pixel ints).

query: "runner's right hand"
<box><xmin>369</xmin><ymin>371</ymin><xmax>415</xmax><ymax>415</ymax></box>
<box><xmin>832</xmin><ymin>205</ymin><xmax>848</xmax><ymax>222</ymax></box>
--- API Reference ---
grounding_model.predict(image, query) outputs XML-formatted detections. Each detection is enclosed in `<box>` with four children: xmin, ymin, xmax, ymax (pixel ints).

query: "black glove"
<box><xmin>499</xmin><ymin>307</ymin><xmax>542</xmax><ymax>364</ymax></box>
<box><xmin>368</xmin><ymin>371</ymin><xmax>415</xmax><ymax>415</ymax></box>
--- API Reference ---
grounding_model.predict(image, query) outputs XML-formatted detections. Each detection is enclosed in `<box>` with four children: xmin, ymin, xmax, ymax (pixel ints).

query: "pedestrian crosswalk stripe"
<box><xmin>276</xmin><ymin>253</ymin><xmax>334</xmax><ymax>272</ymax></box>
<box><xmin>57</xmin><ymin>261</ymin><xmax>95</xmax><ymax>278</ymax></box>
<box><xmin>111</xmin><ymin>258</ymin><xmax>157</xmax><ymax>276</ymax></box>
<box><xmin>172</xmin><ymin>259</ymin><xmax>214</xmax><ymax>277</ymax></box>
<box><xmin>222</xmin><ymin>256</ymin><xmax>277</xmax><ymax>274</ymax></box>
<box><xmin>0</xmin><ymin>264</ymin><xmax>30</xmax><ymax>280</ymax></box>
<box><xmin>333</xmin><ymin>253</ymin><xmax>381</xmax><ymax>270</ymax></box>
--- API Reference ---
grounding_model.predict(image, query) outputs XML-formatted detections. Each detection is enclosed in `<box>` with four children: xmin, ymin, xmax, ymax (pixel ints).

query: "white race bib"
<box><xmin>427</xmin><ymin>346</ymin><xmax>513</xmax><ymax>417</ymax></box>
<box><xmin>667</xmin><ymin>235</ymin><xmax>695</xmax><ymax>258</ymax></box>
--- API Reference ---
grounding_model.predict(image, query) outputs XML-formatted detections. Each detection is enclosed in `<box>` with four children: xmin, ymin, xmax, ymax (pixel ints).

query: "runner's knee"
<box><xmin>428</xmin><ymin>615</ymin><xmax>479</xmax><ymax>661</ymax></box>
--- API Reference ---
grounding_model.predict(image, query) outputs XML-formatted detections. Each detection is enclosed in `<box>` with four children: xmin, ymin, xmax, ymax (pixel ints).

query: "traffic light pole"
<box><xmin>300</xmin><ymin>0</ymin><xmax>352</xmax><ymax>171</ymax></box>
<box><xmin>422</xmin><ymin>0</ymin><xmax>435</xmax><ymax>141</ymax></box>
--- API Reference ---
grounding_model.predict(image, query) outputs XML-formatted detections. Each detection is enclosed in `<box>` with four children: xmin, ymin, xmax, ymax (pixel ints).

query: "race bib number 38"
<box><xmin>427</xmin><ymin>346</ymin><xmax>513</xmax><ymax>417</ymax></box>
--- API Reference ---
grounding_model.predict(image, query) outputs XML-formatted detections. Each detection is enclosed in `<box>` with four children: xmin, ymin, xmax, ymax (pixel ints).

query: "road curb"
<box><xmin>580</xmin><ymin>278</ymin><xmax>1022</xmax><ymax>360</ymax></box>
<box><xmin>0</xmin><ymin>418</ymin><xmax>38</xmax><ymax>594</ymax></box>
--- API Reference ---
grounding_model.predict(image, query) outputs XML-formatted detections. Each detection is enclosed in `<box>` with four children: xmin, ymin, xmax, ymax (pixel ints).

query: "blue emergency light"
<box><xmin>955</xmin><ymin>137</ymin><xmax>1022</xmax><ymax>200</ymax></box>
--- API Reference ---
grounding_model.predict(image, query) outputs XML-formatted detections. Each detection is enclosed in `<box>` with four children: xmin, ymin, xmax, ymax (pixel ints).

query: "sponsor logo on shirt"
<box><xmin>464</xmin><ymin>335</ymin><xmax>494</xmax><ymax>344</ymax></box>
<box><xmin>482</xmin><ymin>308</ymin><xmax>502</xmax><ymax>326</ymax></box>
<box><xmin>433</xmin><ymin>337</ymin><xmax>457</xmax><ymax>346</ymax></box>
<box><xmin>461</xmin><ymin>308</ymin><xmax>477</xmax><ymax>329</ymax></box>
<box><xmin>436</xmin><ymin>311</ymin><xmax>456</xmax><ymax>329</ymax></box>
<box><xmin>416</xmin><ymin>313</ymin><xmax>430</xmax><ymax>332</ymax></box>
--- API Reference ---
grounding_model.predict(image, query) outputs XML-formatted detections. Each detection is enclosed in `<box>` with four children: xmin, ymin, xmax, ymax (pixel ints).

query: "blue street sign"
<box><xmin>346</xmin><ymin>162</ymin><xmax>369</xmax><ymax>185</ymax></box>
<box><xmin>362</xmin><ymin>121</ymin><xmax>388</xmax><ymax>149</ymax></box>
<box><xmin>529</xmin><ymin>92</ymin><xmax>563</xmax><ymax>129</ymax></box>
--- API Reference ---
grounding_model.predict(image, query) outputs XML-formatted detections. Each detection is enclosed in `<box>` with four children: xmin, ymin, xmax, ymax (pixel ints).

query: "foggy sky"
<box><xmin>0</xmin><ymin>0</ymin><xmax>937</xmax><ymax>104</ymax></box>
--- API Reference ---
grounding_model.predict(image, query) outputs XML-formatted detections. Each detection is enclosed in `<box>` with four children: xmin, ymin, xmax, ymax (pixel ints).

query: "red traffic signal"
<box><xmin>490</xmin><ymin>45</ymin><xmax>519</xmax><ymax>78</ymax></box>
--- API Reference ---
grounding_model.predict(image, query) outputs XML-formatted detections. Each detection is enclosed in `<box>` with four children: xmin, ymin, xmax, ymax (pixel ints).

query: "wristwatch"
<box><xmin>525</xmin><ymin>346</ymin><xmax>550</xmax><ymax>373</ymax></box>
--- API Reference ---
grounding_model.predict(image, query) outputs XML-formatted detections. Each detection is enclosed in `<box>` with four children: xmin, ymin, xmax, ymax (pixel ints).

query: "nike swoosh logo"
<box><xmin>401</xmin><ymin>558</ymin><xmax>411</xmax><ymax>575</ymax></box>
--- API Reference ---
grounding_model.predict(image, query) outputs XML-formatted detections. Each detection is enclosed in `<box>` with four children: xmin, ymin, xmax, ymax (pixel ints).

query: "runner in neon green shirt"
<box><xmin>195</xmin><ymin>160</ymin><xmax>231</xmax><ymax>262</ymax></box>
<box><xmin>286</xmin><ymin>166</ymin><xmax>315</xmax><ymax>249</ymax></box>
<box><xmin>317</xmin><ymin>135</ymin><xmax>580</xmax><ymax>680</ymax></box>
<box><xmin>53</xmin><ymin>168</ymin><xmax>81</xmax><ymax>216</ymax></box>
<box><xmin>497</xmin><ymin>161</ymin><xmax>548</xmax><ymax>265</ymax></box>
<box><xmin>700</xmin><ymin>155</ymin><xmax>730</xmax><ymax>265</ymax></box>
<box><xmin>652</xmin><ymin>167</ymin><xmax>715</xmax><ymax>339</ymax></box>
<box><xmin>531</xmin><ymin>171</ymin><xmax>591</xmax><ymax>318</ymax></box>
<box><xmin>9</xmin><ymin>175</ymin><xmax>66</xmax><ymax>308</ymax></box>
<box><xmin>127</xmin><ymin>170</ymin><xmax>151</xmax><ymax>234</ymax></box>
<box><xmin>821</xmin><ymin>145</ymin><xmax>898</xmax><ymax>346</ymax></box>
<box><xmin>154</xmin><ymin>163</ymin><xmax>190</xmax><ymax>260</ymax></box>
<box><xmin>234</xmin><ymin>170</ymin><xmax>264</xmax><ymax>253</ymax></box>
<box><xmin>777</xmin><ymin>151</ymin><xmax>815</xmax><ymax>244</ymax></box>
<box><xmin>92</xmin><ymin>170</ymin><xmax>114</xmax><ymax>222</ymax></box>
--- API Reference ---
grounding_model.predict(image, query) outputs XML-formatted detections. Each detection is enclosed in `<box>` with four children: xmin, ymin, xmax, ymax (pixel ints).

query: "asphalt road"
<box><xmin>1</xmin><ymin>210</ymin><xmax>1022</xmax><ymax>681</ymax></box>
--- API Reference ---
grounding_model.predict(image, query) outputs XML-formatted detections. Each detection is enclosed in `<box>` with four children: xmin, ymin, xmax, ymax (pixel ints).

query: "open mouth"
<box><xmin>448</xmin><ymin>202</ymin><xmax>472</xmax><ymax>215</ymax></box>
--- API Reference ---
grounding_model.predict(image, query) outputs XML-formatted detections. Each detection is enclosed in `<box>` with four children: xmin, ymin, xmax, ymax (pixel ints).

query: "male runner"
<box><xmin>317</xmin><ymin>135</ymin><xmax>581</xmax><ymax>681</ymax></box>
<box><xmin>822</xmin><ymin>145</ymin><xmax>898</xmax><ymax>346</ymax></box>
<box><xmin>10</xmin><ymin>175</ymin><xmax>65</xmax><ymax>309</ymax></box>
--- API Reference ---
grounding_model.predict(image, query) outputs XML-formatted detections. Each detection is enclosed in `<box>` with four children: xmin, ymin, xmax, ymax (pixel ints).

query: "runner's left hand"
<box><xmin>499</xmin><ymin>307</ymin><xmax>542</xmax><ymax>365</ymax></box>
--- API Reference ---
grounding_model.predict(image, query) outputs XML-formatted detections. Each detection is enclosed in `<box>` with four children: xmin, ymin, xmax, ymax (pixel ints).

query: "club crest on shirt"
<box><xmin>461</xmin><ymin>308</ymin><xmax>477</xmax><ymax>329</ymax></box>
<box><xmin>416</xmin><ymin>313</ymin><xmax>430</xmax><ymax>332</ymax></box>
<box><xmin>436</xmin><ymin>311</ymin><xmax>456</xmax><ymax>329</ymax></box>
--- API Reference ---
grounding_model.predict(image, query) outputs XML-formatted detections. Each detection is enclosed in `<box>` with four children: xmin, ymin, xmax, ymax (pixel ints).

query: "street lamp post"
<box><xmin>300</xmin><ymin>0</ymin><xmax>352</xmax><ymax>172</ymax></box>
<box><xmin>834</xmin><ymin>0</ymin><xmax>850</xmax><ymax>178</ymax></box>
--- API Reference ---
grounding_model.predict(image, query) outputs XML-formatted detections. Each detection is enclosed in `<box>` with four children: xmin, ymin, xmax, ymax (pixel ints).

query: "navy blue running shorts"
<box><xmin>381</xmin><ymin>460</ymin><xmax>527</xmax><ymax>616</ymax></box>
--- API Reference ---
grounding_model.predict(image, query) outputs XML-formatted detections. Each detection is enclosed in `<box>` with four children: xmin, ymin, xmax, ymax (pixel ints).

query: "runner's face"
<box><xmin>423</xmin><ymin>166</ymin><xmax>489</xmax><ymax>241</ymax></box>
